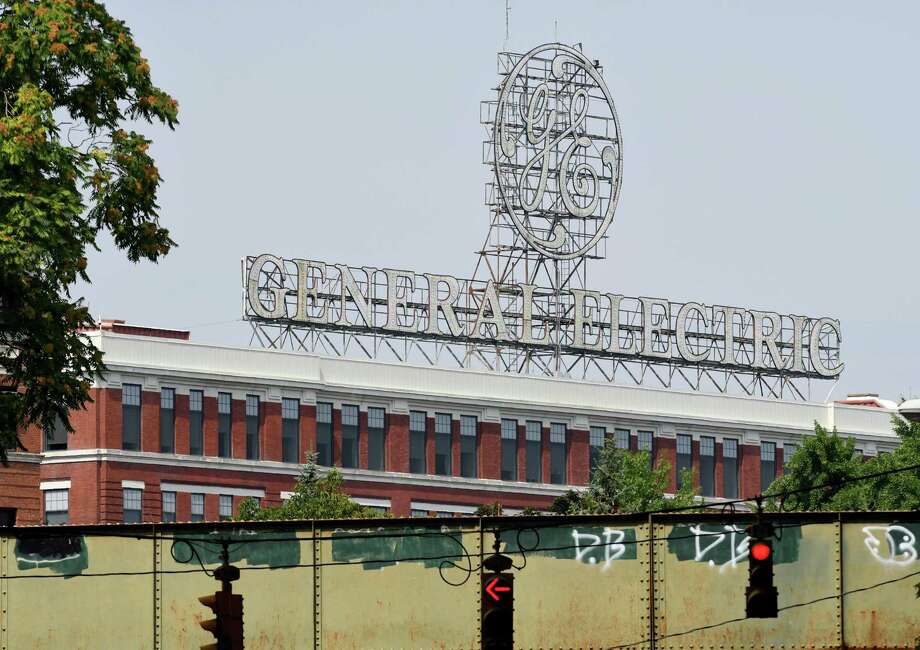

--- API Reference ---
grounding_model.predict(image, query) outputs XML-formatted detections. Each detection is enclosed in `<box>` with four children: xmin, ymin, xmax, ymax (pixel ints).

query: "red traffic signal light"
<box><xmin>745</xmin><ymin>523</ymin><xmax>778</xmax><ymax>619</ymax></box>
<box><xmin>481</xmin><ymin>572</ymin><xmax>514</xmax><ymax>650</ymax></box>
<box><xmin>750</xmin><ymin>541</ymin><xmax>771</xmax><ymax>561</ymax></box>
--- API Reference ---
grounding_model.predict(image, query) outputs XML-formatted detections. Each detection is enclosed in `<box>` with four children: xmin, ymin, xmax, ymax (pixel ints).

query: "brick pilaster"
<box><xmin>140</xmin><ymin>390</ymin><xmax>158</xmax><ymax>453</ymax></box>
<box><xmin>387</xmin><ymin>413</ymin><xmax>410</xmax><ymax>473</ymax></box>
<box><xmin>263</xmin><ymin>401</ymin><xmax>282</xmax><ymax>462</ymax></box>
<box><xmin>568</xmin><ymin>428</ymin><xmax>589</xmax><ymax>486</ymax></box>
<box><xmin>479</xmin><ymin>421</ymin><xmax>501</xmax><ymax>480</ymax></box>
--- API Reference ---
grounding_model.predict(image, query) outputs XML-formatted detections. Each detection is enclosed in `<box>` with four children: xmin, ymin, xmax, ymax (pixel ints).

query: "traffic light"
<box><xmin>481</xmin><ymin>572</ymin><xmax>514</xmax><ymax>649</ymax></box>
<box><xmin>198</xmin><ymin>591</ymin><xmax>244</xmax><ymax>650</ymax></box>
<box><xmin>745</xmin><ymin>521</ymin><xmax>778</xmax><ymax>618</ymax></box>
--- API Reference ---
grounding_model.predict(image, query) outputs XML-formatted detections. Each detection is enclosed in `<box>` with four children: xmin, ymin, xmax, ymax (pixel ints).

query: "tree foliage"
<box><xmin>0</xmin><ymin>0</ymin><xmax>177</xmax><ymax>459</ymax></box>
<box><xmin>767</xmin><ymin>417</ymin><xmax>920</xmax><ymax>511</ymax></box>
<box><xmin>236</xmin><ymin>455</ymin><xmax>381</xmax><ymax>521</ymax></box>
<box><xmin>551</xmin><ymin>442</ymin><xmax>698</xmax><ymax>515</ymax></box>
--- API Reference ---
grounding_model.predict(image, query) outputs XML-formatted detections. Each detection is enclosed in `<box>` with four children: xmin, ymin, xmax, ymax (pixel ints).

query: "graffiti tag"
<box><xmin>862</xmin><ymin>525</ymin><xmax>918</xmax><ymax>565</ymax></box>
<box><xmin>572</xmin><ymin>527</ymin><xmax>627</xmax><ymax>570</ymax></box>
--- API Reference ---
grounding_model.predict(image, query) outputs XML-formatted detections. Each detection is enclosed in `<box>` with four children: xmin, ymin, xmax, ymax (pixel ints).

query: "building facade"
<box><xmin>1</xmin><ymin>322</ymin><xmax>900</xmax><ymax>525</ymax></box>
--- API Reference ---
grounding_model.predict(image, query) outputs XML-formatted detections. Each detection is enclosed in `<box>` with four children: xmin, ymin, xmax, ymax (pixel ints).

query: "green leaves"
<box><xmin>766</xmin><ymin>417</ymin><xmax>920</xmax><ymax>512</ymax></box>
<box><xmin>551</xmin><ymin>443</ymin><xmax>699</xmax><ymax>515</ymax></box>
<box><xmin>0</xmin><ymin>1</ymin><xmax>178</xmax><ymax>458</ymax></box>
<box><xmin>235</xmin><ymin>454</ymin><xmax>382</xmax><ymax>522</ymax></box>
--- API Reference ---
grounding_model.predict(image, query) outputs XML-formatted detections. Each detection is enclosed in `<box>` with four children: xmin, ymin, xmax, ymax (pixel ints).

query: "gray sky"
<box><xmin>80</xmin><ymin>1</ymin><xmax>919</xmax><ymax>401</ymax></box>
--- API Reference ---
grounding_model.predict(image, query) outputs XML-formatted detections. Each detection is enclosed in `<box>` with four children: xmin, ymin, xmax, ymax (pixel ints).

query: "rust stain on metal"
<box><xmin>2</xmin><ymin>514</ymin><xmax>920</xmax><ymax>649</ymax></box>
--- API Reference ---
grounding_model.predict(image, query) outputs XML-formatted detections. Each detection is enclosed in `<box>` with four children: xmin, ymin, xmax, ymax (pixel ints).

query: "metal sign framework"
<box><xmin>244</xmin><ymin>43</ymin><xmax>843</xmax><ymax>401</ymax></box>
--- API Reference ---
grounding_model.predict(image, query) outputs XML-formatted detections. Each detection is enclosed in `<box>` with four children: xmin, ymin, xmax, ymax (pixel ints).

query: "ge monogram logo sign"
<box><xmin>493</xmin><ymin>43</ymin><xmax>623</xmax><ymax>260</ymax></box>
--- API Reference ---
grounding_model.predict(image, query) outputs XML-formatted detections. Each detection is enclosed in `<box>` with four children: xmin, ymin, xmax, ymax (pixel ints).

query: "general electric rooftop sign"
<box><xmin>243</xmin><ymin>43</ymin><xmax>842</xmax><ymax>397</ymax></box>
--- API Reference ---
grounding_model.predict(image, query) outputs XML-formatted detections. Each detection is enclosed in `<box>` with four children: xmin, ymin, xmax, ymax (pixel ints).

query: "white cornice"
<box><xmin>85</xmin><ymin>331</ymin><xmax>898</xmax><ymax>440</ymax></box>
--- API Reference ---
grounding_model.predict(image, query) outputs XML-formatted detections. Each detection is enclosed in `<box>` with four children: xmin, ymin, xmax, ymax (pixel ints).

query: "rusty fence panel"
<box><xmin>1</xmin><ymin>513</ymin><xmax>919</xmax><ymax>649</ymax></box>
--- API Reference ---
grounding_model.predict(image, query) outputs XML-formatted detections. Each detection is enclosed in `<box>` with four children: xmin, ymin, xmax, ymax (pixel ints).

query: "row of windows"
<box><xmin>121</xmin><ymin>385</ymin><xmax>304</xmax><ymax>463</ymax></box>
<box><xmin>43</xmin><ymin>488</ymin><xmax>246</xmax><ymax>524</ymax></box>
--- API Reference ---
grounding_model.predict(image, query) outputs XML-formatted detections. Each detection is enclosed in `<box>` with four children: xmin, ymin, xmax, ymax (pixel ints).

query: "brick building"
<box><xmin>0</xmin><ymin>321</ymin><xmax>900</xmax><ymax>525</ymax></box>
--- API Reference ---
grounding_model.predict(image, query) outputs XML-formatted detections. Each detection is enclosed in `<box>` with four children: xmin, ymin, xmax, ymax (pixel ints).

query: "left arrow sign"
<box><xmin>485</xmin><ymin>576</ymin><xmax>511</xmax><ymax>602</ymax></box>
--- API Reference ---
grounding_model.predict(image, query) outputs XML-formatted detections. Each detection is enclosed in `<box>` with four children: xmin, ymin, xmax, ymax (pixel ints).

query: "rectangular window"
<box><xmin>699</xmin><ymin>436</ymin><xmax>715</xmax><ymax>497</ymax></box>
<box><xmin>409</xmin><ymin>411</ymin><xmax>427</xmax><ymax>474</ymax></box>
<box><xmin>460</xmin><ymin>415</ymin><xmax>477</xmax><ymax>478</ymax></box>
<box><xmin>44</xmin><ymin>416</ymin><xmax>68</xmax><ymax>452</ymax></box>
<box><xmin>550</xmin><ymin>423</ymin><xmax>567</xmax><ymax>485</ymax></box>
<box><xmin>614</xmin><ymin>428</ymin><xmax>630</xmax><ymax>450</ymax></box>
<box><xmin>217</xmin><ymin>392</ymin><xmax>232</xmax><ymax>458</ymax></box>
<box><xmin>410</xmin><ymin>509</ymin><xmax>428</xmax><ymax>518</ymax></box>
<box><xmin>316</xmin><ymin>402</ymin><xmax>333</xmax><ymax>466</ymax></box>
<box><xmin>723</xmin><ymin>438</ymin><xmax>739</xmax><ymax>498</ymax></box>
<box><xmin>638</xmin><ymin>430</ymin><xmax>654</xmax><ymax>468</ymax></box>
<box><xmin>500</xmin><ymin>419</ymin><xmax>518</xmax><ymax>481</ymax></box>
<box><xmin>219</xmin><ymin>495</ymin><xmax>232</xmax><ymax>521</ymax></box>
<box><xmin>589</xmin><ymin>426</ymin><xmax>605</xmax><ymax>479</ymax></box>
<box><xmin>190</xmin><ymin>493</ymin><xmax>204</xmax><ymax>522</ymax></box>
<box><xmin>189</xmin><ymin>390</ymin><xmax>203</xmax><ymax>456</ymax></box>
<box><xmin>760</xmin><ymin>442</ymin><xmax>776</xmax><ymax>492</ymax></box>
<box><xmin>44</xmin><ymin>489</ymin><xmax>68</xmax><ymax>525</ymax></box>
<box><xmin>122</xmin><ymin>383</ymin><xmax>141</xmax><ymax>451</ymax></box>
<box><xmin>525</xmin><ymin>421</ymin><xmax>542</xmax><ymax>483</ymax></box>
<box><xmin>341</xmin><ymin>405</ymin><xmax>359</xmax><ymax>469</ymax></box>
<box><xmin>123</xmin><ymin>488</ymin><xmax>142</xmax><ymax>523</ymax></box>
<box><xmin>282</xmin><ymin>398</ymin><xmax>300</xmax><ymax>464</ymax></box>
<box><xmin>676</xmin><ymin>433</ymin><xmax>692</xmax><ymax>490</ymax></box>
<box><xmin>162</xmin><ymin>491</ymin><xmax>176</xmax><ymax>523</ymax></box>
<box><xmin>245</xmin><ymin>395</ymin><xmax>260</xmax><ymax>460</ymax></box>
<box><xmin>367</xmin><ymin>407</ymin><xmax>386</xmax><ymax>471</ymax></box>
<box><xmin>160</xmin><ymin>388</ymin><xmax>175</xmax><ymax>453</ymax></box>
<box><xmin>435</xmin><ymin>413</ymin><xmax>452</xmax><ymax>475</ymax></box>
<box><xmin>784</xmin><ymin>443</ymin><xmax>797</xmax><ymax>469</ymax></box>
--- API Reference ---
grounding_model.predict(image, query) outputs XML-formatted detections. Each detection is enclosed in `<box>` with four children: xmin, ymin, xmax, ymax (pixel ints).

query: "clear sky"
<box><xmin>79</xmin><ymin>1</ymin><xmax>919</xmax><ymax>402</ymax></box>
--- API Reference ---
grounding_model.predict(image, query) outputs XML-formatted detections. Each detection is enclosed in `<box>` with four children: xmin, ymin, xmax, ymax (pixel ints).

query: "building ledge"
<box><xmin>40</xmin><ymin>449</ymin><xmax>581</xmax><ymax>497</ymax></box>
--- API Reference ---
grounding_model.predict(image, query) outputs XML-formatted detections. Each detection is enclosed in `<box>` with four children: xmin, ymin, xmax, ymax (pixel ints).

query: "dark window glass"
<box><xmin>589</xmin><ymin>426</ymin><xmax>605</xmax><ymax>479</ymax></box>
<box><xmin>218</xmin><ymin>392</ymin><xmax>232</xmax><ymax>458</ymax></box>
<box><xmin>189</xmin><ymin>390</ymin><xmax>203</xmax><ymax>456</ymax></box>
<box><xmin>160</xmin><ymin>388</ymin><xmax>175</xmax><ymax>453</ymax></box>
<box><xmin>245</xmin><ymin>395</ymin><xmax>260</xmax><ymax>460</ymax></box>
<box><xmin>219</xmin><ymin>495</ymin><xmax>232</xmax><ymax>521</ymax></box>
<box><xmin>44</xmin><ymin>489</ymin><xmax>69</xmax><ymax>525</ymax></box>
<box><xmin>700</xmin><ymin>436</ymin><xmax>715</xmax><ymax>497</ymax></box>
<box><xmin>550</xmin><ymin>423</ymin><xmax>566</xmax><ymax>485</ymax></box>
<box><xmin>341</xmin><ymin>405</ymin><xmax>359</xmax><ymax>468</ymax></box>
<box><xmin>190</xmin><ymin>493</ymin><xmax>204</xmax><ymax>522</ymax></box>
<box><xmin>460</xmin><ymin>415</ymin><xmax>477</xmax><ymax>478</ymax></box>
<box><xmin>122</xmin><ymin>383</ymin><xmax>141</xmax><ymax>451</ymax></box>
<box><xmin>784</xmin><ymin>443</ymin><xmax>797</xmax><ymax>469</ymax></box>
<box><xmin>638</xmin><ymin>430</ymin><xmax>654</xmax><ymax>469</ymax></box>
<box><xmin>282</xmin><ymin>398</ymin><xmax>300</xmax><ymax>463</ymax></box>
<box><xmin>614</xmin><ymin>428</ymin><xmax>630</xmax><ymax>450</ymax></box>
<box><xmin>723</xmin><ymin>438</ymin><xmax>739</xmax><ymax>498</ymax></box>
<box><xmin>435</xmin><ymin>413</ymin><xmax>451</xmax><ymax>475</ymax></box>
<box><xmin>676</xmin><ymin>434</ymin><xmax>692</xmax><ymax>490</ymax></box>
<box><xmin>44</xmin><ymin>416</ymin><xmax>68</xmax><ymax>451</ymax></box>
<box><xmin>123</xmin><ymin>488</ymin><xmax>142</xmax><ymax>523</ymax></box>
<box><xmin>368</xmin><ymin>407</ymin><xmax>386</xmax><ymax>471</ymax></box>
<box><xmin>316</xmin><ymin>402</ymin><xmax>333</xmax><ymax>466</ymax></box>
<box><xmin>500</xmin><ymin>419</ymin><xmax>518</xmax><ymax>481</ymax></box>
<box><xmin>162</xmin><ymin>491</ymin><xmax>176</xmax><ymax>523</ymax></box>
<box><xmin>409</xmin><ymin>411</ymin><xmax>427</xmax><ymax>474</ymax></box>
<box><xmin>525</xmin><ymin>421</ymin><xmax>542</xmax><ymax>483</ymax></box>
<box><xmin>760</xmin><ymin>442</ymin><xmax>776</xmax><ymax>492</ymax></box>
